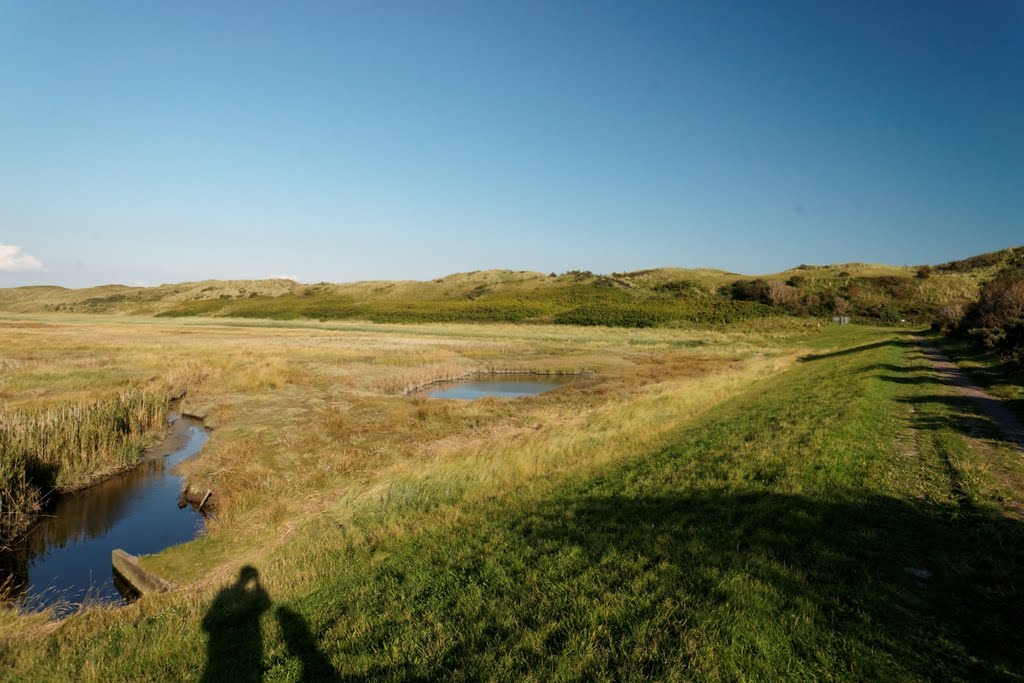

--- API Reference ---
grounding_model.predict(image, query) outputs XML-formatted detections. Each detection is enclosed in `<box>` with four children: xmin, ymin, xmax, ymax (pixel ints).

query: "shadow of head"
<box><xmin>203</xmin><ymin>564</ymin><xmax>270</xmax><ymax>632</ymax></box>
<box><xmin>238</xmin><ymin>565</ymin><xmax>260</xmax><ymax>586</ymax></box>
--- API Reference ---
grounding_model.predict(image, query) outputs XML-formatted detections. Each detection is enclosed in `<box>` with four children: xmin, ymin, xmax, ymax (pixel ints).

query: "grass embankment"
<box><xmin>1</xmin><ymin>319</ymin><xmax>1021</xmax><ymax>680</ymax></box>
<box><xmin>0</xmin><ymin>391</ymin><xmax>168</xmax><ymax>546</ymax></box>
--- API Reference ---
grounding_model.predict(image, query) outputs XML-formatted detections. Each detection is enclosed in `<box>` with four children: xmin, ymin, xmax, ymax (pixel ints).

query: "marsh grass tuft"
<box><xmin>0</xmin><ymin>390</ymin><xmax>168</xmax><ymax>545</ymax></box>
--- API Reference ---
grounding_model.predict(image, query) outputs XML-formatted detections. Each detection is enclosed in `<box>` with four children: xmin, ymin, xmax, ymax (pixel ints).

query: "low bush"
<box><xmin>938</xmin><ymin>252</ymin><xmax>1005</xmax><ymax>272</ymax></box>
<box><xmin>933</xmin><ymin>303</ymin><xmax>966</xmax><ymax>333</ymax></box>
<box><xmin>553</xmin><ymin>305</ymin><xmax>668</xmax><ymax>328</ymax></box>
<box><xmin>655</xmin><ymin>280</ymin><xmax>702</xmax><ymax>296</ymax></box>
<box><xmin>955</xmin><ymin>270</ymin><xmax>1024</xmax><ymax>369</ymax></box>
<box><xmin>728</xmin><ymin>279</ymin><xmax>772</xmax><ymax>304</ymax></box>
<box><xmin>554</xmin><ymin>300</ymin><xmax>773</xmax><ymax>327</ymax></box>
<box><xmin>786</xmin><ymin>275</ymin><xmax>806</xmax><ymax>287</ymax></box>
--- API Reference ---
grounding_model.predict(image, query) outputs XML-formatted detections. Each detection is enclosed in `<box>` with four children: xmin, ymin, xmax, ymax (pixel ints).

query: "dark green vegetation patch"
<box><xmin>158</xmin><ymin>281</ymin><xmax>775</xmax><ymax>327</ymax></box>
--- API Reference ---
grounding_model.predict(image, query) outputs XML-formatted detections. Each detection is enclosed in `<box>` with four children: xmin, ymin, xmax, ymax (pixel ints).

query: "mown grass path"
<box><xmin>3</xmin><ymin>327</ymin><xmax>1023</xmax><ymax>681</ymax></box>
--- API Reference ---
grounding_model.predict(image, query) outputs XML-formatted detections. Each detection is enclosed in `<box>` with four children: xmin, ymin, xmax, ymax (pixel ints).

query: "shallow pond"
<box><xmin>0</xmin><ymin>415</ymin><xmax>208</xmax><ymax>614</ymax></box>
<box><xmin>423</xmin><ymin>374</ymin><xmax>574</xmax><ymax>400</ymax></box>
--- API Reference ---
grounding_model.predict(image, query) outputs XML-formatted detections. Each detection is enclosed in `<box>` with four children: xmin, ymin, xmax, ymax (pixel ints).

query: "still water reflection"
<box><xmin>423</xmin><ymin>374</ymin><xmax>574</xmax><ymax>400</ymax></box>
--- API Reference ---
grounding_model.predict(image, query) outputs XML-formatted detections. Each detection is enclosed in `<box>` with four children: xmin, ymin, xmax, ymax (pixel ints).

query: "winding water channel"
<box><xmin>1</xmin><ymin>376</ymin><xmax>563</xmax><ymax>614</ymax></box>
<box><xmin>0</xmin><ymin>415</ymin><xmax>209</xmax><ymax>614</ymax></box>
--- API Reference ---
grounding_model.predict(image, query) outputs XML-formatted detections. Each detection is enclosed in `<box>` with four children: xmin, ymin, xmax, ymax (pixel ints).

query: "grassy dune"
<box><xmin>0</xmin><ymin>315</ymin><xmax>1021</xmax><ymax>679</ymax></box>
<box><xmin>0</xmin><ymin>246</ymin><xmax>1019</xmax><ymax>326</ymax></box>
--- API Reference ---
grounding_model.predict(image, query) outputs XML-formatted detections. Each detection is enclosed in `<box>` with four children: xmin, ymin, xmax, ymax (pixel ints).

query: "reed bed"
<box><xmin>0</xmin><ymin>390</ymin><xmax>168</xmax><ymax>545</ymax></box>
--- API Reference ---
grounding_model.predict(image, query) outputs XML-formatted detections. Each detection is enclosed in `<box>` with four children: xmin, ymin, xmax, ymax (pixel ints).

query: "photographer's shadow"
<box><xmin>200</xmin><ymin>565</ymin><xmax>339</xmax><ymax>682</ymax></box>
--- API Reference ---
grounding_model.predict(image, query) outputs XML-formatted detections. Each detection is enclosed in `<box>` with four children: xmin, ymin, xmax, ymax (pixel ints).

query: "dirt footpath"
<box><xmin>919</xmin><ymin>341</ymin><xmax>1024</xmax><ymax>452</ymax></box>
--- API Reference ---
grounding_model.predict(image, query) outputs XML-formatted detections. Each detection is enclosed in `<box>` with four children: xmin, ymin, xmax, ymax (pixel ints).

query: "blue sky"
<box><xmin>1</xmin><ymin>1</ymin><xmax>1021</xmax><ymax>287</ymax></box>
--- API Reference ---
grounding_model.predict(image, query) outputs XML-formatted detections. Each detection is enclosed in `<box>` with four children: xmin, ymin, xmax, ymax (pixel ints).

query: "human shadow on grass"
<box><xmin>277</xmin><ymin>605</ymin><xmax>343</xmax><ymax>682</ymax></box>
<box><xmin>200</xmin><ymin>566</ymin><xmax>341</xmax><ymax>682</ymax></box>
<box><xmin>200</xmin><ymin>566</ymin><xmax>271</xmax><ymax>683</ymax></box>
<box><xmin>339</xmin><ymin>490</ymin><xmax>1024</xmax><ymax>680</ymax></box>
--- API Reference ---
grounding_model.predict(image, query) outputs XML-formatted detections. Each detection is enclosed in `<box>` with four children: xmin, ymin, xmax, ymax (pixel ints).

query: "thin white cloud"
<box><xmin>267</xmin><ymin>273</ymin><xmax>301</xmax><ymax>282</ymax></box>
<box><xmin>0</xmin><ymin>244</ymin><xmax>45</xmax><ymax>272</ymax></box>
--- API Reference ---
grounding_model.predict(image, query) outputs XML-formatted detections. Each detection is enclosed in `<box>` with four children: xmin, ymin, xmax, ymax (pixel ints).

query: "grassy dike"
<box><xmin>1</xmin><ymin>322</ymin><xmax>1022</xmax><ymax>680</ymax></box>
